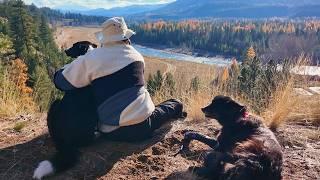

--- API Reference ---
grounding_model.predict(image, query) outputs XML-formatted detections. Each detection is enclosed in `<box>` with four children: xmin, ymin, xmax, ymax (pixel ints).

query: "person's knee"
<box><xmin>164</xmin><ymin>99</ymin><xmax>183</xmax><ymax>111</ymax></box>
<box><xmin>167</xmin><ymin>98</ymin><xmax>183</xmax><ymax>105</ymax></box>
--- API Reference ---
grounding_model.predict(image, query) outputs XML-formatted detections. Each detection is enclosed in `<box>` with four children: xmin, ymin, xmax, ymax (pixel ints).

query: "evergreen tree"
<box><xmin>190</xmin><ymin>76</ymin><xmax>200</xmax><ymax>92</ymax></box>
<box><xmin>147</xmin><ymin>70</ymin><xmax>163</xmax><ymax>96</ymax></box>
<box><xmin>31</xmin><ymin>64</ymin><xmax>54</xmax><ymax>111</ymax></box>
<box><xmin>239</xmin><ymin>56</ymin><xmax>263</xmax><ymax>102</ymax></box>
<box><xmin>39</xmin><ymin>15</ymin><xmax>53</xmax><ymax>48</ymax></box>
<box><xmin>0</xmin><ymin>17</ymin><xmax>10</xmax><ymax>35</ymax></box>
<box><xmin>164</xmin><ymin>73</ymin><xmax>176</xmax><ymax>95</ymax></box>
<box><xmin>0</xmin><ymin>33</ymin><xmax>15</xmax><ymax>60</ymax></box>
<box><xmin>8</xmin><ymin>0</ymin><xmax>38</xmax><ymax>59</ymax></box>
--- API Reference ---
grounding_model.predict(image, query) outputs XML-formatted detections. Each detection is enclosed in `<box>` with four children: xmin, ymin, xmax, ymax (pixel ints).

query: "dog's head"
<box><xmin>202</xmin><ymin>95</ymin><xmax>247</xmax><ymax>126</ymax></box>
<box><xmin>65</xmin><ymin>41</ymin><xmax>97</xmax><ymax>58</ymax></box>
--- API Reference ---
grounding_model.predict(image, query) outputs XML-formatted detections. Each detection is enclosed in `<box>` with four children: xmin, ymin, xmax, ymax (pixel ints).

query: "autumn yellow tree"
<box><xmin>221</xmin><ymin>67</ymin><xmax>229</xmax><ymax>82</ymax></box>
<box><xmin>246</xmin><ymin>46</ymin><xmax>256</xmax><ymax>60</ymax></box>
<box><xmin>9</xmin><ymin>59</ymin><xmax>35</xmax><ymax>108</ymax></box>
<box><xmin>10</xmin><ymin>59</ymin><xmax>33</xmax><ymax>94</ymax></box>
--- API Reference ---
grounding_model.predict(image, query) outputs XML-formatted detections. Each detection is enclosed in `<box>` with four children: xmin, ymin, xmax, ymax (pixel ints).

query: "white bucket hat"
<box><xmin>95</xmin><ymin>17</ymin><xmax>135</xmax><ymax>44</ymax></box>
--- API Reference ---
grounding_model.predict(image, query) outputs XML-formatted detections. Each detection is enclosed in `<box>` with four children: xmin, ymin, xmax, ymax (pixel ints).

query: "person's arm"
<box><xmin>53</xmin><ymin>55</ymin><xmax>91</xmax><ymax>91</ymax></box>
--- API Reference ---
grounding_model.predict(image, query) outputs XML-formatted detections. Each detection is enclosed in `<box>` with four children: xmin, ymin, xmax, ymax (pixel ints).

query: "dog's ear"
<box><xmin>73</xmin><ymin>42</ymin><xmax>81</xmax><ymax>47</ymax></box>
<box><xmin>212</xmin><ymin>95</ymin><xmax>232</xmax><ymax>104</ymax></box>
<box><xmin>239</xmin><ymin>105</ymin><xmax>247</xmax><ymax>113</ymax></box>
<box><xmin>91</xmin><ymin>43</ymin><xmax>98</xmax><ymax>48</ymax></box>
<box><xmin>228</xmin><ymin>99</ymin><xmax>245</xmax><ymax>111</ymax></box>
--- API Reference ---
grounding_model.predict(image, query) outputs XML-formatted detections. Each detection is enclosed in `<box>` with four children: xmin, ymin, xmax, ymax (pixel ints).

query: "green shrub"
<box><xmin>147</xmin><ymin>70</ymin><xmax>163</xmax><ymax>96</ymax></box>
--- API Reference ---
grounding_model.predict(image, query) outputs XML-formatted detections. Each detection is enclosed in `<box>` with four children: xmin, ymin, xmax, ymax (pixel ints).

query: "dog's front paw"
<box><xmin>188</xmin><ymin>166</ymin><xmax>210</xmax><ymax>177</ymax></box>
<box><xmin>33</xmin><ymin>160</ymin><xmax>54</xmax><ymax>180</ymax></box>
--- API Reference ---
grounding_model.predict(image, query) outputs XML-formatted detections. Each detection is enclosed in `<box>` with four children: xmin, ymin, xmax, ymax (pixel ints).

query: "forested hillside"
<box><xmin>131</xmin><ymin>20</ymin><xmax>320</xmax><ymax>64</ymax></box>
<box><xmin>39</xmin><ymin>7</ymin><xmax>106</xmax><ymax>26</ymax></box>
<box><xmin>0</xmin><ymin>0</ymin><xmax>71</xmax><ymax>114</ymax></box>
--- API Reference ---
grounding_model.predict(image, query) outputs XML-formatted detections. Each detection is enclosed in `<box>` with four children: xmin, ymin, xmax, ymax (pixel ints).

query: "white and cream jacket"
<box><xmin>54</xmin><ymin>44</ymin><xmax>155</xmax><ymax>133</ymax></box>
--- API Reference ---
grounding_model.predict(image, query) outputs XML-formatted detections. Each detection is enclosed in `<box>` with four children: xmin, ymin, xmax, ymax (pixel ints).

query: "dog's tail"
<box><xmin>33</xmin><ymin>100</ymin><xmax>80</xmax><ymax>180</ymax></box>
<box><xmin>33</xmin><ymin>145</ymin><xmax>79</xmax><ymax>179</ymax></box>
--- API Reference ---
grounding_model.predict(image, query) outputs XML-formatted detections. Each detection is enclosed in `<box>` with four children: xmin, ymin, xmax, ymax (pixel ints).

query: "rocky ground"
<box><xmin>0</xmin><ymin>114</ymin><xmax>319</xmax><ymax>180</ymax></box>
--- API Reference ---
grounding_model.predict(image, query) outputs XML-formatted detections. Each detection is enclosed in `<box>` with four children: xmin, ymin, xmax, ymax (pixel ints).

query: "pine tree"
<box><xmin>164</xmin><ymin>72</ymin><xmax>176</xmax><ymax>95</ymax></box>
<box><xmin>39</xmin><ymin>15</ymin><xmax>54</xmax><ymax>47</ymax></box>
<box><xmin>147</xmin><ymin>70</ymin><xmax>163</xmax><ymax>96</ymax></box>
<box><xmin>0</xmin><ymin>17</ymin><xmax>10</xmax><ymax>35</ymax></box>
<box><xmin>0</xmin><ymin>33</ymin><xmax>15</xmax><ymax>60</ymax></box>
<box><xmin>190</xmin><ymin>76</ymin><xmax>200</xmax><ymax>92</ymax></box>
<box><xmin>8</xmin><ymin>0</ymin><xmax>38</xmax><ymax>59</ymax></box>
<box><xmin>31</xmin><ymin>64</ymin><xmax>54</xmax><ymax>111</ymax></box>
<box><xmin>239</xmin><ymin>56</ymin><xmax>262</xmax><ymax>101</ymax></box>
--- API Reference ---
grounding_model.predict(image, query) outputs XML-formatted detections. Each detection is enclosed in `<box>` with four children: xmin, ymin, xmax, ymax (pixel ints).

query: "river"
<box><xmin>133</xmin><ymin>45</ymin><xmax>232</xmax><ymax>67</ymax></box>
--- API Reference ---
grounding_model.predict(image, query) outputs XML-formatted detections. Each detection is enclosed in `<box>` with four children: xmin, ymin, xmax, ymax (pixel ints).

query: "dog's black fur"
<box><xmin>185</xmin><ymin>96</ymin><xmax>283</xmax><ymax>180</ymax></box>
<box><xmin>39</xmin><ymin>41</ymin><xmax>98</xmax><ymax>175</ymax></box>
<box><xmin>47</xmin><ymin>86</ymin><xmax>98</xmax><ymax>171</ymax></box>
<box><xmin>64</xmin><ymin>41</ymin><xmax>97</xmax><ymax>58</ymax></box>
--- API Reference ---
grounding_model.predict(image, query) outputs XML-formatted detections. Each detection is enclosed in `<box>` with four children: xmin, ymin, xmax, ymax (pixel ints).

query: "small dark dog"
<box><xmin>182</xmin><ymin>95</ymin><xmax>283</xmax><ymax>180</ymax></box>
<box><xmin>65</xmin><ymin>41</ymin><xmax>97</xmax><ymax>58</ymax></box>
<box><xmin>33</xmin><ymin>41</ymin><xmax>98</xmax><ymax>179</ymax></box>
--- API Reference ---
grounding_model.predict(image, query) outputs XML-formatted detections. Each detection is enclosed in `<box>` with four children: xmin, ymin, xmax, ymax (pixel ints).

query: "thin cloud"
<box><xmin>23</xmin><ymin>0</ymin><xmax>175</xmax><ymax>9</ymax></box>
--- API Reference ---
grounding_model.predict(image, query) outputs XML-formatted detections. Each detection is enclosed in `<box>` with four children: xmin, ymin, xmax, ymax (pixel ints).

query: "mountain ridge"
<box><xmin>55</xmin><ymin>0</ymin><xmax>320</xmax><ymax>19</ymax></box>
<box><xmin>132</xmin><ymin>0</ymin><xmax>320</xmax><ymax>19</ymax></box>
<box><xmin>56</xmin><ymin>4</ymin><xmax>165</xmax><ymax>17</ymax></box>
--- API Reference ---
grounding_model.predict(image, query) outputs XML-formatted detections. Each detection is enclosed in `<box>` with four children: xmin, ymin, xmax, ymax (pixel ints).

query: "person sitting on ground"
<box><xmin>54</xmin><ymin>17</ymin><xmax>186</xmax><ymax>141</ymax></box>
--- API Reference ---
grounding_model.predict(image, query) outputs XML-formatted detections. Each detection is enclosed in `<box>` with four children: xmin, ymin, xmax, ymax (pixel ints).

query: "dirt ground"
<box><xmin>0</xmin><ymin>114</ymin><xmax>319</xmax><ymax>180</ymax></box>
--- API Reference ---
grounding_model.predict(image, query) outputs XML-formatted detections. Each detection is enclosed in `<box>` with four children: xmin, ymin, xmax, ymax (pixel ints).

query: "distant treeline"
<box><xmin>131</xmin><ymin>20</ymin><xmax>320</xmax><ymax>64</ymax></box>
<box><xmin>39</xmin><ymin>7</ymin><xmax>106</xmax><ymax>26</ymax></box>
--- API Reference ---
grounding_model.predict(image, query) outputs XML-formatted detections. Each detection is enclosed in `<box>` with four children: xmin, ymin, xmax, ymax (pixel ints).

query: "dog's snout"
<box><xmin>201</xmin><ymin>107</ymin><xmax>206</xmax><ymax>113</ymax></box>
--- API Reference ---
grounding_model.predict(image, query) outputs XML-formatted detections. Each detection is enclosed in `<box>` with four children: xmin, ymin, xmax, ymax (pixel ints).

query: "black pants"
<box><xmin>48</xmin><ymin>96</ymin><xmax>184</xmax><ymax>148</ymax></box>
<box><xmin>102</xmin><ymin>99</ymin><xmax>184</xmax><ymax>142</ymax></box>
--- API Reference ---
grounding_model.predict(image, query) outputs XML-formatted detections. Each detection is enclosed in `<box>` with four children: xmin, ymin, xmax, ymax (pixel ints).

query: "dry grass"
<box><xmin>262</xmin><ymin>81</ymin><xmax>298</xmax><ymax>130</ymax></box>
<box><xmin>0</xmin><ymin>65</ymin><xmax>36</xmax><ymax>117</ymax></box>
<box><xmin>145</xmin><ymin>55</ymin><xmax>319</xmax><ymax>130</ymax></box>
<box><xmin>310</xmin><ymin>99</ymin><xmax>320</xmax><ymax>125</ymax></box>
<box><xmin>263</xmin><ymin>56</ymin><xmax>320</xmax><ymax>128</ymax></box>
<box><xmin>144</xmin><ymin>57</ymin><xmax>217</xmax><ymax>122</ymax></box>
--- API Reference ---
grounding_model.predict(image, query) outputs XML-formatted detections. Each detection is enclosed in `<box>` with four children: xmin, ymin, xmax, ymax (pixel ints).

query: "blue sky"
<box><xmin>23</xmin><ymin>0</ymin><xmax>175</xmax><ymax>9</ymax></box>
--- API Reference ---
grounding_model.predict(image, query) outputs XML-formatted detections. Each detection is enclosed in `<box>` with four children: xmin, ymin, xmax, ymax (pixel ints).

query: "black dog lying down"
<box><xmin>33</xmin><ymin>41</ymin><xmax>98</xmax><ymax>179</ymax></box>
<box><xmin>181</xmin><ymin>96</ymin><xmax>283</xmax><ymax>180</ymax></box>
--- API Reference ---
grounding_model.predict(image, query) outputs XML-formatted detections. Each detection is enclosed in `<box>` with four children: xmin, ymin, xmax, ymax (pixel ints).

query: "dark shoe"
<box><xmin>168</xmin><ymin>99</ymin><xmax>187</xmax><ymax>119</ymax></box>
